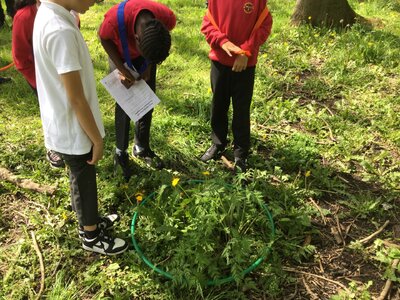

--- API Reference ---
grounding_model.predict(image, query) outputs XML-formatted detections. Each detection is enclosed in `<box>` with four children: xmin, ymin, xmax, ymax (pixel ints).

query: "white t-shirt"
<box><xmin>33</xmin><ymin>1</ymin><xmax>105</xmax><ymax>155</ymax></box>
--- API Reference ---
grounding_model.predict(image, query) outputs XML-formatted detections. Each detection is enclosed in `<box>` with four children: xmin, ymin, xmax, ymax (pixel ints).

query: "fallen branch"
<box><xmin>335</xmin><ymin>215</ymin><xmax>345</xmax><ymax>246</ymax></box>
<box><xmin>283</xmin><ymin>266</ymin><xmax>349</xmax><ymax>292</ymax></box>
<box><xmin>31</xmin><ymin>231</ymin><xmax>45</xmax><ymax>300</ymax></box>
<box><xmin>309</xmin><ymin>197</ymin><xmax>327</xmax><ymax>225</ymax></box>
<box><xmin>359</xmin><ymin>221</ymin><xmax>390</xmax><ymax>245</ymax></box>
<box><xmin>220</xmin><ymin>155</ymin><xmax>234</xmax><ymax>171</ymax></box>
<box><xmin>376</xmin><ymin>259</ymin><xmax>399</xmax><ymax>300</ymax></box>
<box><xmin>0</xmin><ymin>167</ymin><xmax>56</xmax><ymax>195</ymax></box>
<box><xmin>382</xmin><ymin>240</ymin><xmax>400</xmax><ymax>249</ymax></box>
<box><xmin>302</xmin><ymin>276</ymin><xmax>318</xmax><ymax>300</ymax></box>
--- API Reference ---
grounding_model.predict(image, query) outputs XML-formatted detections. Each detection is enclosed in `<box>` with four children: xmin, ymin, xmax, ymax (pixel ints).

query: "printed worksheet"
<box><xmin>100</xmin><ymin>69</ymin><xmax>160</xmax><ymax>122</ymax></box>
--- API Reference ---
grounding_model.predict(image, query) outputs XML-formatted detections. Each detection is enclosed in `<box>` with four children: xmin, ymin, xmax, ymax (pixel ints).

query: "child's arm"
<box><xmin>201</xmin><ymin>10</ymin><xmax>241</xmax><ymax>57</ymax></box>
<box><xmin>61</xmin><ymin>71</ymin><xmax>104</xmax><ymax>165</ymax></box>
<box><xmin>99</xmin><ymin>37</ymin><xmax>136</xmax><ymax>88</ymax></box>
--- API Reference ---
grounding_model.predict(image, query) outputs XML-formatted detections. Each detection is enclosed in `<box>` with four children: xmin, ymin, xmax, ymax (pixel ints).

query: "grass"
<box><xmin>1</xmin><ymin>0</ymin><xmax>400</xmax><ymax>299</ymax></box>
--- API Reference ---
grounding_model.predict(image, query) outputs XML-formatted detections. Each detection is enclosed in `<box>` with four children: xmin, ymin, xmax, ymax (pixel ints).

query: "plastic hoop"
<box><xmin>130</xmin><ymin>180</ymin><xmax>275</xmax><ymax>286</ymax></box>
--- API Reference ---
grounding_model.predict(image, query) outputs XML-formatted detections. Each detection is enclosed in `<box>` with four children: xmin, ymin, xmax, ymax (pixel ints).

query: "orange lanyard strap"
<box><xmin>0</xmin><ymin>62</ymin><xmax>15</xmax><ymax>72</ymax></box>
<box><xmin>251</xmin><ymin>6</ymin><xmax>270</xmax><ymax>36</ymax></box>
<box><xmin>206</xmin><ymin>9</ymin><xmax>220</xmax><ymax>32</ymax></box>
<box><xmin>206</xmin><ymin>5</ymin><xmax>270</xmax><ymax>57</ymax></box>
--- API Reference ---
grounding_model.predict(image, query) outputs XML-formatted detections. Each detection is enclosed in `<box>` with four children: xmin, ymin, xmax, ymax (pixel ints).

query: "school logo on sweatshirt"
<box><xmin>243</xmin><ymin>2</ymin><xmax>254</xmax><ymax>14</ymax></box>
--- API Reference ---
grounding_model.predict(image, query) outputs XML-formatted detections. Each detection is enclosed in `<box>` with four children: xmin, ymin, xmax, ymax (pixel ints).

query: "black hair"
<box><xmin>14</xmin><ymin>0</ymin><xmax>36</xmax><ymax>11</ymax></box>
<box><xmin>139</xmin><ymin>19</ymin><xmax>171</xmax><ymax>65</ymax></box>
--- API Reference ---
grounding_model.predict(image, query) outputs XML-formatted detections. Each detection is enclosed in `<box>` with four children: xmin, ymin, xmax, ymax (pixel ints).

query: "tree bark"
<box><xmin>291</xmin><ymin>0</ymin><xmax>361</xmax><ymax>28</ymax></box>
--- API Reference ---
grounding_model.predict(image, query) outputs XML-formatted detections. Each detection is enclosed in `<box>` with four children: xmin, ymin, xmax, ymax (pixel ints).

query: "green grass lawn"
<box><xmin>1</xmin><ymin>0</ymin><xmax>399</xmax><ymax>299</ymax></box>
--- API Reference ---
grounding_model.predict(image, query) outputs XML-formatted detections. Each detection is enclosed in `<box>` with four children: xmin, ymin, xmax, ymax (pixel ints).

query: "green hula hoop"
<box><xmin>130</xmin><ymin>180</ymin><xmax>275</xmax><ymax>286</ymax></box>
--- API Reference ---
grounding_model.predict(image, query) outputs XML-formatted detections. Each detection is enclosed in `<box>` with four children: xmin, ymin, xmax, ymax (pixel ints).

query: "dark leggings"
<box><xmin>112</xmin><ymin>57</ymin><xmax>157</xmax><ymax>151</ymax></box>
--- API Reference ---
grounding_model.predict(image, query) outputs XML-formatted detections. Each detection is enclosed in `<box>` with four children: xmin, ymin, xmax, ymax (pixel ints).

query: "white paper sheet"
<box><xmin>100</xmin><ymin>68</ymin><xmax>160</xmax><ymax>122</ymax></box>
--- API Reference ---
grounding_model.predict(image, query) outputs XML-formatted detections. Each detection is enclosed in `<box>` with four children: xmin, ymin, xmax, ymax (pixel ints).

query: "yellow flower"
<box><xmin>62</xmin><ymin>211</ymin><xmax>68</xmax><ymax>221</ymax></box>
<box><xmin>135</xmin><ymin>193</ymin><xmax>143</xmax><ymax>202</ymax></box>
<box><xmin>305</xmin><ymin>170</ymin><xmax>311</xmax><ymax>177</ymax></box>
<box><xmin>202</xmin><ymin>171</ymin><xmax>210</xmax><ymax>176</ymax></box>
<box><xmin>172</xmin><ymin>178</ymin><xmax>180</xmax><ymax>187</ymax></box>
<box><xmin>308</xmin><ymin>16</ymin><xmax>312</xmax><ymax>20</ymax></box>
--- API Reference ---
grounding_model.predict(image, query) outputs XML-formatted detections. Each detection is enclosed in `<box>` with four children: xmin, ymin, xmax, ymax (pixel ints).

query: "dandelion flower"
<box><xmin>172</xmin><ymin>177</ymin><xmax>180</xmax><ymax>187</ymax></box>
<box><xmin>202</xmin><ymin>171</ymin><xmax>210</xmax><ymax>176</ymax></box>
<box><xmin>305</xmin><ymin>170</ymin><xmax>311</xmax><ymax>177</ymax></box>
<box><xmin>135</xmin><ymin>193</ymin><xmax>143</xmax><ymax>202</ymax></box>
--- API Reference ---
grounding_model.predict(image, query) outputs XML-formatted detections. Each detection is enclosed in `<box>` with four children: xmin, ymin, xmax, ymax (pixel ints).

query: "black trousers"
<box><xmin>111</xmin><ymin>57</ymin><xmax>157</xmax><ymax>151</ymax></box>
<box><xmin>210</xmin><ymin>60</ymin><xmax>255</xmax><ymax>159</ymax></box>
<box><xmin>0</xmin><ymin>0</ymin><xmax>15</xmax><ymax>26</ymax></box>
<box><xmin>60</xmin><ymin>152</ymin><xmax>99</xmax><ymax>227</ymax></box>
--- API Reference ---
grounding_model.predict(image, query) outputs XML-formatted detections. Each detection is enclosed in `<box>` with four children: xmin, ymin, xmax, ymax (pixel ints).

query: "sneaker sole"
<box><xmin>82</xmin><ymin>243</ymin><xmax>128</xmax><ymax>255</ymax></box>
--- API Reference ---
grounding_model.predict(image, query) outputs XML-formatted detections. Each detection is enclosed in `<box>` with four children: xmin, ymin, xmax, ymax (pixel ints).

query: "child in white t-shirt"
<box><xmin>33</xmin><ymin>0</ymin><xmax>128</xmax><ymax>255</ymax></box>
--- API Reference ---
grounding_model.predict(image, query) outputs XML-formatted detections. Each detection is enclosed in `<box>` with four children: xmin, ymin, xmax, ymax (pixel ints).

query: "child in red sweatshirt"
<box><xmin>200</xmin><ymin>0</ymin><xmax>272</xmax><ymax>172</ymax></box>
<box><xmin>99</xmin><ymin>0</ymin><xmax>175</xmax><ymax>179</ymax></box>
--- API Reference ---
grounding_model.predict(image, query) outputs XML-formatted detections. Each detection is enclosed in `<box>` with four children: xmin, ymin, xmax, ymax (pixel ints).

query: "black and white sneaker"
<box><xmin>78</xmin><ymin>214</ymin><xmax>120</xmax><ymax>237</ymax></box>
<box><xmin>82</xmin><ymin>231</ymin><xmax>128</xmax><ymax>255</ymax></box>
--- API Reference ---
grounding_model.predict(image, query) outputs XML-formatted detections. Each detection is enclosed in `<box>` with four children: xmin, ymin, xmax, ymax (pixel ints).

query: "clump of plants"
<box><xmin>132</xmin><ymin>178</ymin><xmax>275</xmax><ymax>287</ymax></box>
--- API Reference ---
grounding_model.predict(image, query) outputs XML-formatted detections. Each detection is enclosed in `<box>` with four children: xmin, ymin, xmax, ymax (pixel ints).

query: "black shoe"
<box><xmin>79</xmin><ymin>214</ymin><xmax>120</xmax><ymax>237</ymax></box>
<box><xmin>81</xmin><ymin>230</ymin><xmax>128</xmax><ymax>255</ymax></box>
<box><xmin>0</xmin><ymin>77</ymin><xmax>11</xmax><ymax>84</ymax></box>
<box><xmin>114</xmin><ymin>152</ymin><xmax>133</xmax><ymax>181</ymax></box>
<box><xmin>46</xmin><ymin>150</ymin><xmax>65</xmax><ymax>168</ymax></box>
<box><xmin>234</xmin><ymin>157</ymin><xmax>247</xmax><ymax>172</ymax></box>
<box><xmin>133</xmin><ymin>146</ymin><xmax>164</xmax><ymax>170</ymax></box>
<box><xmin>200</xmin><ymin>144</ymin><xmax>224</xmax><ymax>162</ymax></box>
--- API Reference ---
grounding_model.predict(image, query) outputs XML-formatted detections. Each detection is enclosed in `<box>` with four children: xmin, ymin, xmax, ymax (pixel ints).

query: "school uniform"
<box><xmin>12</xmin><ymin>4</ymin><xmax>37</xmax><ymax>89</ymax></box>
<box><xmin>33</xmin><ymin>1</ymin><xmax>105</xmax><ymax>226</ymax></box>
<box><xmin>99</xmin><ymin>0</ymin><xmax>176</xmax><ymax>152</ymax></box>
<box><xmin>201</xmin><ymin>0</ymin><xmax>272</xmax><ymax>159</ymax></box>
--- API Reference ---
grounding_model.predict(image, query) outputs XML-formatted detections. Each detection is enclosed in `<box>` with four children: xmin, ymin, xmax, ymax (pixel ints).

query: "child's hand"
<box><xmin>118</xmin><ymin>68</ymin><xmax>136</xmax><ymax>89</ymax></box>
<box><xmin>221</xmin><ymin>41</ymin><xmax>242</xmax><ymax>57</ymax></box>
<box><xmin>87</xmin><ymin>140</ymin><xmax>104</xmax><ymax>165</ymax></box>
<box><xmin>232</xmin><ymin>54</ymin><xmax>248</xmax><ymax>72</ymax></box>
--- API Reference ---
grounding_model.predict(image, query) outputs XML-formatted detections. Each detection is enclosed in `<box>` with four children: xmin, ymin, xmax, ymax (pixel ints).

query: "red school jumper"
<box><xmin>201</xmin><ymin>0</ymin><xmax>273</xmax><ymax>67</ymax></box>
<box><xmin>12</xmin><ymin>4</ymin><xmax>37</xmax><ymax>89</ymax></box>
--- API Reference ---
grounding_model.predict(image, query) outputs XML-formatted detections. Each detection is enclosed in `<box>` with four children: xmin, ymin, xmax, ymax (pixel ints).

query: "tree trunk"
<box><xmin>291</xmin><ymin>0</ymin><xmax>361</xmax><ymax>28</ymax></box>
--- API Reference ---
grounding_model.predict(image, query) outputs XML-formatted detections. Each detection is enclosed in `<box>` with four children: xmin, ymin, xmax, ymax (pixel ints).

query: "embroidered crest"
<box><xmin>243</xmin><ymin>2</ymin><xmax>254</xmax><ymax>14</ymax></box>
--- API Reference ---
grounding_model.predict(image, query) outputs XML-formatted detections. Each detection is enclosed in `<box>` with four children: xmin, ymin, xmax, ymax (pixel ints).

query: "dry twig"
<box><xmin>302</xmin><ymin>276</ymin><xmax>319</xmax><ymax>300</ymax></box>
<box><xmin>376</xmin><ymin>259</ymin><xmax>399</xmax><ymax>300</ymax></box>
<box><xmin>220</xmin><ymin>155</ymin><xmax>234</xmax><ymax>171</ymax></box>
<box><xmin>382</xmin><ymin>240</ymin><xmax>400</xmax><ymax>249</ymax></box>
<box><xmin>359</xmin><ymin>221</ymin><xmax>390</xmax><ymax>245</ymax></box>
<box><xmin>31</xmin><ymin>231</ymin><xmax>45</xmax><ymax>300</ymax></box>
<box><xmin>309</xmin><ymin>197</ymin><xmax>327</xmax><ymax>225</ymax></box>
<box><xmin>0</xmin><ymin>167</ymin><xmax>56</xmax><ymax>195</ymax></box>
<box><xmin>335</xmin><ymin>215</ymin><xmax>345</xmax><ymax>246</ymax></box>
<box><xmin>283</xmin><ymin>266</ymin><xmax>349</xmax><ymax>292</ymax></box>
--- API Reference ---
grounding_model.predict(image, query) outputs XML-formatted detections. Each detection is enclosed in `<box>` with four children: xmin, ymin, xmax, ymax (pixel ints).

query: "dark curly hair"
<box><xmin>139</xmin><ymin>19</ymin><xmax>171</xmax><ymax>65</ymax></box>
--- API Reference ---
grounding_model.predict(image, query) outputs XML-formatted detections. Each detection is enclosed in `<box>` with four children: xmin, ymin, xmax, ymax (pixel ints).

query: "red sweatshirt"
<box><xmin>12</xmin><ymin>4</ymin><xmax>37</xmax><ymax>89</ymax></box>
<box><xmin>201</xmin><ymin>0</ymin><xmax>273</xmax><ymax>67</ymax></box>
<box><xmin>99</xmin><ymin>0</ymin><xmax>176</xmax><ymax>60</ymax></box>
